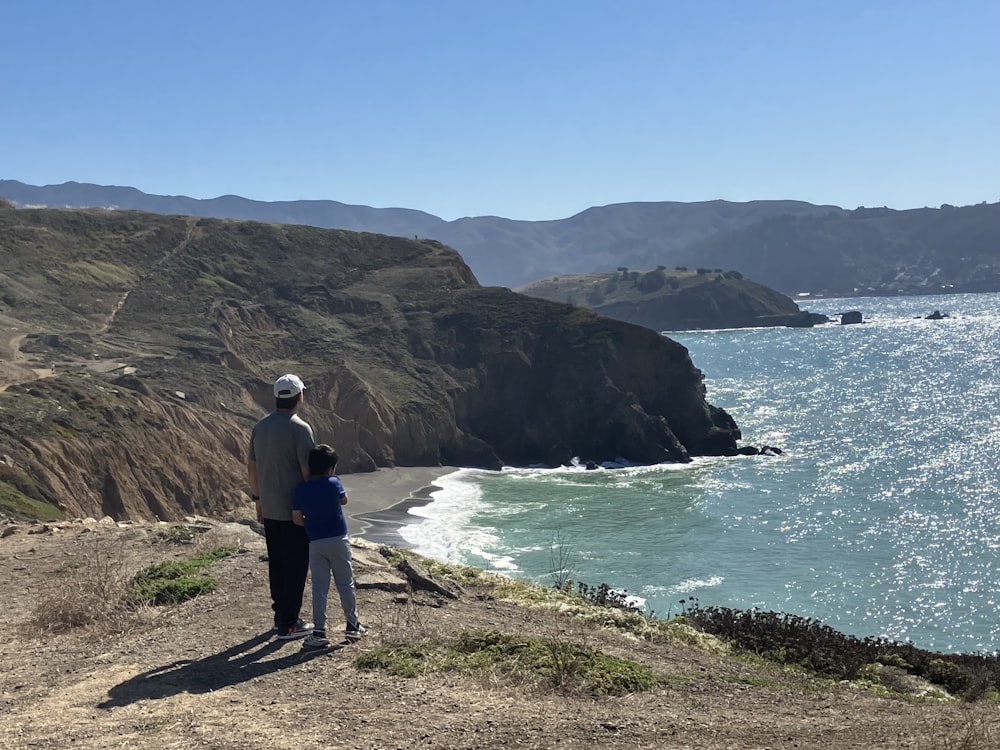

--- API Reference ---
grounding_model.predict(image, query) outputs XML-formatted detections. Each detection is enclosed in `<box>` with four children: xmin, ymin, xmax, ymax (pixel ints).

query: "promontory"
<box><xmin>0</xmin><ymin>203</ymin><xmax>740</xmax><ymax>522</ymax></box>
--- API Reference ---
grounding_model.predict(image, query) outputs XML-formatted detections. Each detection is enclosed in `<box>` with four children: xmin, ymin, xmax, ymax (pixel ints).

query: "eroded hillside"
<box><xmin>0</xmin><ymin>206</ymin><xmax>741</xmax><ymax>521</ymax></box>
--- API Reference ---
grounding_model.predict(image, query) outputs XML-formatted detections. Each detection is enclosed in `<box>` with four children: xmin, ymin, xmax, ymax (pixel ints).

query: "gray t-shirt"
<box><xmin>249</xmin><ymin>411</ymin><xmax>315</xmax><ymax>521</ymax></box>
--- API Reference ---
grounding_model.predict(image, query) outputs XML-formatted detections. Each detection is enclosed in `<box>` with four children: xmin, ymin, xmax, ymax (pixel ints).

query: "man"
<box><xmin>248</xmin><ymin>373</ymin><xmax>316</xmax><ymax>640</ymax></box>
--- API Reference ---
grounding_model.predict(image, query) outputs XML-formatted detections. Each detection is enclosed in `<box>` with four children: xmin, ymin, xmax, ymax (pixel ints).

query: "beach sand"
<box><xmin>339</xmin><ymin>465</ymin><xmax>459</xmax><ymax>545</ymax></box>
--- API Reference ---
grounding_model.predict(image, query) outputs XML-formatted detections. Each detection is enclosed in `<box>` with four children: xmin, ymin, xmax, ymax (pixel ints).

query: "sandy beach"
<box><xmin>338</xmin><ymin>465</ymin><xmax>460</xmax><ymax>544</ymax></box>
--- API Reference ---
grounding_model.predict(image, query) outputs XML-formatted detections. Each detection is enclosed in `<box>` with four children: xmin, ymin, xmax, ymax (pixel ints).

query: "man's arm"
<box><xmin>295</xmin><ymin>420</ymin><xmax>315</xmax><ymax>481</ymax></box>
<box><xmin>340</xmin><ymin>492</ymin><xmax>349</xmax><ymax>506</ymax></box>
<box><xmin>247</xmin><ymin>459</ymin><xmax>262</xmax><ymax>523</ymax></box>
<box><xmin>292</xmin><ymin>509</ymin><xmax>305</xmax><ymax>526</ymax></box>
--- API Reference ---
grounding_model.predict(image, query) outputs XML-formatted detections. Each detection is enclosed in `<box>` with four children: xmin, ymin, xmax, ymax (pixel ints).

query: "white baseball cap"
<box><xmin>273</xmin><ymin>373</ymin><xmax>306</xmax><ymax>399</ymax></box>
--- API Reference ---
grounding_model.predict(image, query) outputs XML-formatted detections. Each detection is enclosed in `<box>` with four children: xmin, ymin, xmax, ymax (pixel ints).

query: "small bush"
<box><xmin>127</xmin><ymin>546</ymin><xmax>236</xmax><ymax>606</ymax></box>
<box><xmin>681</xmin><ymin>600</ymin><xmax>1000</xmax><ymax>700</ymax></box>
<box><xmin>357</xmin><ymin>629</ymin><xmax>663</xmax><ymax>696</ymax></box>
<box><xmin>576</xmin><ymin>581</ymin><xmax>643</xmax><ymax>614</ymax></box>
<box><xmin>30</xmin><ymin>536</ymin><xmax>132</xmax><ymax>632</ymax></box>
<box><xmin>356</xmin><ymin>647</ymin><xmax>427</xmax><ymax>678</ymax></box>
<box><xmin>153</xmin><ymin>524</ymin><xmax>206</xmax><ymax>545</ymax></box>
<box><xmin>129</xmin><ymin>565</ymin><xmax>217</xmax><ymax>605</ymax></box>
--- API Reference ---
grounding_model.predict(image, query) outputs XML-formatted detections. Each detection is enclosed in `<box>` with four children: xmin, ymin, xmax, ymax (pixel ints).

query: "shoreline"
<box><xmin>339</xmin><ymin>465</ymin><xmax>460</xmax><ymax>547</ymax></box>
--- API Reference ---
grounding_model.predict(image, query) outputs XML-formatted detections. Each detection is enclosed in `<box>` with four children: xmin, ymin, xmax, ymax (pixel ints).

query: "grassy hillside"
<box><xmin>518</xmin><ymin>267</ymin><xmax>826</xmax><ymax>331</ymax></box>
<box><xmin>2</xmin><ymin>517</ymin><xmax>997</xmax><ymax>749</ymax></box>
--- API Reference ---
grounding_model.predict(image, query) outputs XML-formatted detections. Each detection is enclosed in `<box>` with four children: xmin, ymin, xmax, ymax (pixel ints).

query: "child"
<box><xmin>291</xmin><ymin>444</ymin><xmax>366</xmax><ymax>648</ymax></box>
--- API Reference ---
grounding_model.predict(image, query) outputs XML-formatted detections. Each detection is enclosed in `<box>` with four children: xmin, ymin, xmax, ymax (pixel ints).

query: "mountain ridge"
<box><xmin>4</xmin><ymin>180</ymin><xmax>997</xmax><ymax>297</ymax></box>
<box><xmin>0</xmin><ymin>180</ymin><xmax>840</xmax><ymax>286</ymax></box>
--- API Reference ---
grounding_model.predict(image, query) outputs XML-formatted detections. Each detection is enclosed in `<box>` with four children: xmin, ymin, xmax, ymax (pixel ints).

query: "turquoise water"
<box><xmin>400</xmin><ymin>293</ymin><xmax>1000</xmax><ymax>653</ymax></box>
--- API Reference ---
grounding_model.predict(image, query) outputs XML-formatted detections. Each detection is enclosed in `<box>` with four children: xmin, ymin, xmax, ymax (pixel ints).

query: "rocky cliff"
<box><xmin>0</xmin><ymin>206</ymin><xmax>741</xmax><ymax>521</ymax></box>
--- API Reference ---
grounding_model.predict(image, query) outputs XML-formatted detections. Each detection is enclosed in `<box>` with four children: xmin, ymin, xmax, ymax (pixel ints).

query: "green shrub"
<box><xmin>356</xmin><ymin>647</ymin><xmax>426</xmax><ymax>678</ymax></box>
<box><xmin>153</xmin><ymin>524</ymin><xmax>205</xmax><ymax>544</ymax></box>
<box><xmin>127</xmin><ymin>546</ymin><xmax>235</xmax><ymax>606</ymax></box>
<box><xmin>357</xmin><ymin>629</ymin><xmax>663</xmax><ymax>696</ymax></box>
<box><xmin>130</xmin><ymin>568</ymin><xmax>217</xmax><ymax>605</ymax></box>
<box><xmin>681</xmin><ymin>599</ymin><xmax>1000</xmax><ymax>700</ymax></box>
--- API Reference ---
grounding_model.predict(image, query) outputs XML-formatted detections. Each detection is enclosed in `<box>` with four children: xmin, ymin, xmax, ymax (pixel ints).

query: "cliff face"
<box><xmin>0</xmin><ymin>207</ymin><xmax>740</xmax><ymax>521</ymax></box>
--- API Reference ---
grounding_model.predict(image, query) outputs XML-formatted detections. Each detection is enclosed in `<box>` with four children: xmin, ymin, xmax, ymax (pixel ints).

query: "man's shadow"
<box><xmin>98</xmin><ymin>630</ymin><xmax>344</xmax><ymax>709</ymax></box>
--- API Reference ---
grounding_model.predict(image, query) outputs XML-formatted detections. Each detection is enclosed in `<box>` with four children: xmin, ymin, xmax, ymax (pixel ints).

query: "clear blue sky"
<box><xmin>3</xmin><ymin>0</ymin><xmax>997</xmax><ymax>220</ymax></box>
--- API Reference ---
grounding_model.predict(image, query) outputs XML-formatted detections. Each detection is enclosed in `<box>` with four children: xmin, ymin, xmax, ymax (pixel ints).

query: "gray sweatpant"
<box><xmin>308</xmin><ymin>535</ymin><xmax>358</xmax><ymax>632</ymax></box>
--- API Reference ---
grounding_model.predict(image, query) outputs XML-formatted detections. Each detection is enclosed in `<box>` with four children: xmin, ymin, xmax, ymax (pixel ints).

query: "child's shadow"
<box><xmin>98</xmin><ymin>631</ymin><xmax>344</xmax><ymax>709</ymax></box>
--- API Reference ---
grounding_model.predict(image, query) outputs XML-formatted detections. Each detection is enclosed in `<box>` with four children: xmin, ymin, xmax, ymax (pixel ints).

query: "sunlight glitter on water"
<box><xmin>400</xmin><ymin>294</ymin><xmax>1000</xmax><ymax>652</ymax></box>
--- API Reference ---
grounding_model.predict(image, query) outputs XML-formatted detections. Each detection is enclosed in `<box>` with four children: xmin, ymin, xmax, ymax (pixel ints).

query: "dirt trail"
<box><xmin>0</xmin><ymin>218</ymin><xmax>199</xmax><ymax>393</ymax></box>
<box><xmin>96</xmin><ymin>219</ymin><xmax>198</xmax><ymax>338</ymax></box>
<box><xmin>0</xmin><ymin>328</ymin><xmax>56</xmax><ymax>393</ymax></box>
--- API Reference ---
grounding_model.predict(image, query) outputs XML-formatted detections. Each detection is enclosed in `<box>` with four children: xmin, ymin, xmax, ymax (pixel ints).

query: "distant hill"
<box><xmin>672</xmin><ymin>203</ymin><xmax>1000</xmax><ymax>297</ymax></box>
<box><xmin>2</xmin><ymin>180</ymin><xmax>998</xmax><ymax>296</ymax></box>
<box><xmin>517</xmin><ymin>268</ymin><xmax>829</xmax><ymax>331</ymax></box>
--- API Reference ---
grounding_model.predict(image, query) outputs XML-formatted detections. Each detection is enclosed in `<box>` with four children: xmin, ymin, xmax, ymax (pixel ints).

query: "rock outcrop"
<box><xmin>517</xmin><ymin>269</ymin><xmax>829</xmax><ymax>331</ymax></box>
<box><xmin>0</xmin><ymin>206</ymin><xmax>741</xmax><ymax>521</ymax></box>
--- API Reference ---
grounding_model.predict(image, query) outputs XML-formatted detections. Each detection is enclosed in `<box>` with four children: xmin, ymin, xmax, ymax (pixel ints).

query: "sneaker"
<box><xmin>345</xmin><ymin>623</ymin><xmax>367</xmax><ymax>641</ymax></box>
<box><xmin>275</xmin><ymin>619</ymin><xmax>314</xmax><ymax>640</ymax></box>
<box><xmin>303</xmin><ymin>630</ymin><xmax>330</xmax><ymax>649</ymax></box>
<box><xmin>271</xmin><ymin>615</ymin><xmax>310</xmax><ymax>632</ymax></box>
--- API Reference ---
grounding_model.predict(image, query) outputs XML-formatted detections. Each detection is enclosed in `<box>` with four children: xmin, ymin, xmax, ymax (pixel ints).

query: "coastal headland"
<box><xmin>0</xmin><ymin>203</ymin><xmax>741</xmax><ymax>525</ymax></box>
<box><xmin>2</xmin><ymin>505</ymin><xmax>995</xmax><ymax>749</ymax></box>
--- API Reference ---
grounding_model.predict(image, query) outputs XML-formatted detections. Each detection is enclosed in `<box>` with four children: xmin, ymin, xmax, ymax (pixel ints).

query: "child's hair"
<box><xmin>308</xmin><ymin>444</ymin><xmax>339</xmax><ymax>477</ymax></box>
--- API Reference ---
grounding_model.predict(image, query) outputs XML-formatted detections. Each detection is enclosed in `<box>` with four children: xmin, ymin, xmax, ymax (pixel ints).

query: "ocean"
<box><xmin>397</xmin><ymin>292</ymin><xmax>1000</xmax><ymax>654</ymax></box>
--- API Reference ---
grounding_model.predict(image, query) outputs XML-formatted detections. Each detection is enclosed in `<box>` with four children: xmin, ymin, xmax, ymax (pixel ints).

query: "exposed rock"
<box><xmin>398</xmin><ymin>557</ymin><xmax>463</xmax><ymax>599</ymax></box>
<box><xmin>736</xmin><ymin>444</ymin><xmax>784</xmax><ymax>457</ymax></box>
<box><xmin>841</xmin><ymin>311</ymin><xmax>864</xmax><ymax>325</ymax></box>
<box><xmin>755</xmin><ymin>310</ymin><xmax>831</xmax><ymax>328</ymax></box>
<box><xmin>355</xmin><ymin>569</ymin><xmax>409</xmax><ymax>592</ymax></box>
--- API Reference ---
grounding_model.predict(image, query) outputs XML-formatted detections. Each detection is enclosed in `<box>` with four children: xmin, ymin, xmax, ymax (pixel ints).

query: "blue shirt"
<box><xmin>292</xmin><ymin>476</ymin><xmax>348</xmax><ymax>541</ymax></box>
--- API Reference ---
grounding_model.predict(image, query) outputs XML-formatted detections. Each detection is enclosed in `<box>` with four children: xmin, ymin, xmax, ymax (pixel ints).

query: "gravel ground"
<box><xmin>1</xmin><ymin>516</ymin><xmax>996</xmax><ymax>750</ymax></box>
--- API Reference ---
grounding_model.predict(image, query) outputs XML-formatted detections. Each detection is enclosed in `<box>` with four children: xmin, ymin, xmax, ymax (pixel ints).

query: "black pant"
<box><xmin>263</xmin><ymin>518</ymin><xmax>310</xmax><ymax>629</ymax></box>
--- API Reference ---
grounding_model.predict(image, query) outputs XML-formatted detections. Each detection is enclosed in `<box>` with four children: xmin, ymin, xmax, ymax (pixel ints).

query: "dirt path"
<box><xmin>0</xmin><ymin>219</ymin><xmax>199</xmax><ymax>393</ymax></box>
<box><xmin>0</xmin><ymin>328</ymin><xmax>56</xmax><ymax>393</ymax></box>
<box><xmin>96</xmin><ymin>219</ymin><xmax>198</xmax><ymax>339</ymax></box>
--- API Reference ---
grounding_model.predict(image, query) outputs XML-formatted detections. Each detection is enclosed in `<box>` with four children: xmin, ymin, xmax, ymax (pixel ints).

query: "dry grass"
<box><xmin>917</xmin><ymin>705</ymin><xmax>998</xmax><ymax>750</ymax></box>
<box><xmin>29</xmin><ymin>523</ymin><xmax>246</xmax><ymax>635</ymax></box>
<box><xmin>29</xmin><ymin>534</ymin><xmax>138</xmax><ymax>634</ymax></box>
